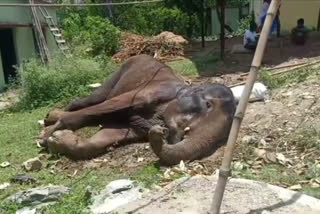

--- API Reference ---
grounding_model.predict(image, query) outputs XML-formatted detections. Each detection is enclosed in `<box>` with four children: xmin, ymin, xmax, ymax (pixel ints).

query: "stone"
<box><xmin>16</xmin><ymin>207</ymin><xmax>36</xmax><ymax>214</ymax></box>
<box><xmin>114</xmin><ymin>176</ymin><xmax>320</xmax><ymax>214</ymax></box>
<box><xmin>241</xmin><ymin>135</ymin><xmax>257</xmax><ymax>144</ymax></box>
<box><xmin>0</xmin><ymin>182</ymin><xmax>10</xmax><ymax>191</ymax></box>
<box><xmin>11</xmin><ymin>174</ymin><xmax>37</xmax><ymax>184</ymax></box>
<box><xmin>89</xmin><ymin>179</ymin><xmax>143</xmax><ymax>214</ymax></box>
<box><xmin>6</xmin><ymin>185</ymin><xmax>70</xmax><ymax>206</ymax></box>
<box><xmin>22</xmin><ymin>158</ymin><xmax>43</xmax><ymax>172</ymax></box>
<box><xmin>0</xmin><ymin>161</ymin><xmax>10</xmax><ymax>168</ymax></box>
<box><xmin>88</xmin><ymin>83</ymin><xmax>102</xmax><ymax>89</ymax></box>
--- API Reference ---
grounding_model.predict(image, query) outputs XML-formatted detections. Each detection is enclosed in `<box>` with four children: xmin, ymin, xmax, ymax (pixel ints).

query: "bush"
<box><xmin>16</xmin><ymin>55</ymin><xmax>115</xmax><ymax>109</ymax></box>
<box><xmin>147</xmin><ymin>7</ymin><xmax>192</xmax><ymax>36</ymax></box>
<box><xmin>113</xmin><ymin>6</ymin><xmax>193</xmax><ymax>36</ymax></box>
<box><xmin>62</xmin><ymin>15</ymin><xmax>121</xmax><ymax>56</ymax></box>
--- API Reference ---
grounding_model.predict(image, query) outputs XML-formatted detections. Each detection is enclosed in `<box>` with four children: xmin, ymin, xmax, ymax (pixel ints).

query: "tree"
<box><xmin>165</xmin><ymin>0</ymin><xmax>210</xmax><ymax>47</ymax></box>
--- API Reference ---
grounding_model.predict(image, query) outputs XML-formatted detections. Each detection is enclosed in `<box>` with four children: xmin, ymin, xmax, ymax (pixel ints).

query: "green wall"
<box><xmin>13</xmin><ymin>27</ymin><xmax>37</xmax><ymax>64</ymax></box>
<box><xmin>0</xmin><ymin>0</ymin><xmax>57</xmax><ymax>26</ymax></box>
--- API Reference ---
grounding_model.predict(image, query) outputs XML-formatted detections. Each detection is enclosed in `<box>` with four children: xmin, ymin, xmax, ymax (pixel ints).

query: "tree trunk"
<box><xmin>219</xmin><ymin>0</ymin><xmax>225</xmax><ymax>60</ymax></box>
<box><xmin>200</xmin><ymin>0</ymin><xmax>205</xmax><ymax>48</ymax></box>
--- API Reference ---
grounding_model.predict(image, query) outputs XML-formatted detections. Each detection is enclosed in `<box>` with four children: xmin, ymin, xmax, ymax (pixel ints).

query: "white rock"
<box><xmin>22</xmin><ymin>158</ymin><xmax>43</xmax><ymax>172</ymax></box>
<box><xmin>0</xmin><ymin>161</ymin><xmax>10</xmax><ymax>168</ymax></box>
<box><xmin>241</xmin><ymin>135</ymin><xmax>257</xmax><ymax>144</ymax></box>
<box><xmin>16</xmin><ymin>207</ymin><xmax>36</xmax><ymax>214</ymax></box>
<box><xmin>6</xmin><ymin>185</ymin><xmax>70</xmax><ymax>206</ymax></box>
<box><xmin>88</xmin><ymin>83</ymin><xmax>102</xmax><ymax>88</ymax></box>
<box><xmin>0</xmin><ymin>182</ymin><xmax>10</xmax><ymax>190</ymax></box>
<box><xmin>89</xmin><ymin>179</ymin><xmax>143</xmax><ymax>214</ymax></box>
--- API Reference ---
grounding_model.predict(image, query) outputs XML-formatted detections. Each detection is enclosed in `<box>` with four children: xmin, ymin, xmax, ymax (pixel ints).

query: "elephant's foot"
<box><xmin>38</xmin><ymin>121</ymin><xmax>64</xmax><ymax>148</ymax></box>
<box><xmin>47</xmin><ymin>130</ymin><xmax>87</xmax><ymax>159</ymax></box>
<box><xmin>44</xmin><ymin>109</ymin><xmax>65</xmax><ymax>126</ymax></box>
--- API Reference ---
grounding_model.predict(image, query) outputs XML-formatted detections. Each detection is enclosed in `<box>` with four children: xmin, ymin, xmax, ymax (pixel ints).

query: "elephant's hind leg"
<box><xmin>47</xmin><ymin>126</ymin><xmax>142</xmax><ymax>160</ymax></box>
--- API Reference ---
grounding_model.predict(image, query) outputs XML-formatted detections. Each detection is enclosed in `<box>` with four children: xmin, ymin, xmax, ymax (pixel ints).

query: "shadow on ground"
<box><xmin>180</xmin><ymin>32</ymin><xmax>320</xmax><ymax>78</ymax></box>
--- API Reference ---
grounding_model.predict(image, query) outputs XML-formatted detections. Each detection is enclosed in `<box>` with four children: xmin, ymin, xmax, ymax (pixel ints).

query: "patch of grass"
<box><xmin>130</xmin><ymin>163</ymin><xmax>161</xmax><ymax>188</ymax></box>
<box><xmin>259</xmin><ymin>66</ymin><xmax>320</xmax><ymax>89</ymax></box>
<box><xmin>192</xmin><ymin>51</ymin><xmax>222</xmax><ymax>73</ymax></box>
<box><xmin>294</xmin><ymin>128</ymin><xmax>320</xmax><ymax>150</ymax></box>
<box><xmin>167</xmin><ymin>51</ymin><xmax>222</xmax><ymax>78</ymax></box>
<box><xmin>167</xmin><ymin>58</ymin><xmax>199</xmax><ymax>78</ymax></box>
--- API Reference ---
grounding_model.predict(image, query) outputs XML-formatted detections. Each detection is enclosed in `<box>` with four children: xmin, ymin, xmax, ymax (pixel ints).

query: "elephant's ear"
<box><xmin>177</xmin><ymin>92</ymin><xmax>209</xmax><ymax>114</ymax></box>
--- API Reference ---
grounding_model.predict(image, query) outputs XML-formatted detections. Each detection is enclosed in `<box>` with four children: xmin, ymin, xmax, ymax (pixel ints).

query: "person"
<box><xmin>243</xmin><ymin>23</ymin><xmax>259</xmax><ymax>50</ymax></box>
<box><xmin>259</xmin><ymin>0</ymin><xmax>270</xmax><ymax>29</ymax></box>
<box><xmin>291</xmin><ymin>18</ymin><xmax>312</xmax><ymax>45</ymax></box>
<box><xmin>259</xmin><ymin>0</ymin><xmax>280</xmax><ymax>38</ymax></box>
<box><xmin>275</xmin><ymin>1</ymin><xmax>281</xmax><ymax>37</ymax></box>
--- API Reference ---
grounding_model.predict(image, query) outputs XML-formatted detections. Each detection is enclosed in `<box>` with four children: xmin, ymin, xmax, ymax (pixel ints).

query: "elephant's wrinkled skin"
<box><xmin>40</xmin><ymin>54</ymin><xmax>236</xmax><ymax>165</ymax></box>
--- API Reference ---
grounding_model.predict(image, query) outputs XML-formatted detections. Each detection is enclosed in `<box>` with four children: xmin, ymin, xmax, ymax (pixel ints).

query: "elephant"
<box><xmin>39</xmin><ymin>54</ymin><xmax>236</xmax><ymax>166</ymax></box>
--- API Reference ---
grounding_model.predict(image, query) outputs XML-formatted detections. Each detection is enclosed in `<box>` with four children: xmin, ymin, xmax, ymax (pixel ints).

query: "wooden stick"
<box><xmin>229</xmin><ymin>59</ymin><xmax>320</xmax><ymax>87</ymax></box>
<box><xmin>210</xmin><ymin>1</ymin><xmax>280</xmax><ymax>214</ymax></box>
<box><xmin>0</xmin><ymin>0</ymin><xmax>163</xmax><ymax>7</ymax></box>
<box><xmin>240</xmin><ymin>61</ymin><xmax>308</xmax><ymax>77</ymax></box>
<box><xmin>271</xmin><ymin>59</ymin><xmax>320</xmax><ymax>76</ymax></box>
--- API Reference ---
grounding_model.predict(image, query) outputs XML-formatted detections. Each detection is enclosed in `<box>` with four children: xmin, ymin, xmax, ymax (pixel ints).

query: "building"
<box><xmin>250</xmin><ymin>0</ymin><xmax>320</xmax><ymax>32</ymax></box>
<box><xmin>0</xmin><ymin>0</ymin><xmax>59</xmax><ymax>91</ymax></box>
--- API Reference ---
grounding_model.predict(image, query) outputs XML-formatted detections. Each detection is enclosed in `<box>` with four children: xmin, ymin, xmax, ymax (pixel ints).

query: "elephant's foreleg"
<box><xmin>47</xmin><ymin>125</ymin><xmax>141</xmax><ymax>159</ymax></box>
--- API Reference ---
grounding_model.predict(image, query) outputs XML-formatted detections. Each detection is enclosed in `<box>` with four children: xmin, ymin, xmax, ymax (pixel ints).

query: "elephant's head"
<box><xmin>149</xmin><ymin>83</ymin><xmax>236</xmax><ymax>165</ymax></box>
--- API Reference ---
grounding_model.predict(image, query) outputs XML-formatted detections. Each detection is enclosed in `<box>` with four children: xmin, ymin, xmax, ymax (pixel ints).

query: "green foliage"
<box><xmin>111</xmin><ymin>4</ymin><xmax>195</xmax><ymax>36</ymax></box>
<box><xmin>233</xmin><ymin>12</ymin><xmax>255</xmax><ymax>36</ymax></box>
<box><xmin>62</xmin><ymin>15</ymin><xmax>120</xmax><ymax>56</ymax></box>
<box><xmin>131</xmin><ymin>163</ymin><xmax>161</xmax><ymax>188</ymax></box>
<box><xmin>15</xmin><ymin>55</ymin><xmax>114</xmax><ymax>110</ymax></box>
<box><xmin>295</xmin><ymin>128</ymin><xmax>320</xmax><ymax>150</ymax></box>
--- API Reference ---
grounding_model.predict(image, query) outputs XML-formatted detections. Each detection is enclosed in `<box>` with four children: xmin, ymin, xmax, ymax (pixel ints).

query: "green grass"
<box><xmin>0</xmin><ymin>107</ymin><xmax>162</xmax><ymax>213</ymax></box>
<box><xmin>167</xmin><ymin>51</ymin><xmax>223</xmax><ymax>78</ymax></box>
<box><xmin>167</xmin><ymin>58</ymin><xmax>199</xmax><ymax>78</ymax></box>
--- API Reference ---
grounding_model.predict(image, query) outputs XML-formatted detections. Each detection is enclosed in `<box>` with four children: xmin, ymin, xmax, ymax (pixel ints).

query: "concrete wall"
<box><xmin>280</xmin><ymin>0</ymin><xmax>320</xmax><ymax>32</ymax></box>
<box><xmin>250</xmin><ymin>0</ymin><xmax>320</xmax><ymax>32</ymax></box>
<box><xmin>13</xmin><ymin>27</ymin><xmax>37</xmax><ymax>64</ymax></box>
<box><xmin>0</xmin><ymin>0</ymin><xmax>57</xmax><ymax>25</ymax></box>
<box><xmin>0</xmin><ymin>0</ymin><xmax>59</xmax><ymax>90</ymax></box>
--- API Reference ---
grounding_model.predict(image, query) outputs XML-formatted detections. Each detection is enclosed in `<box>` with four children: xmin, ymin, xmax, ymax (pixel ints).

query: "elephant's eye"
<box><xmin>206</xmin><ymin>101</ymin><xmax>212</xmax><ymax>109</ymax></box>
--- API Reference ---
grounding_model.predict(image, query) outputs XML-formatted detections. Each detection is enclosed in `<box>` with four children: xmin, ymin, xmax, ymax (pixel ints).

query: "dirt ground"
<box><xmin>187</xmin><ymin>32</ymin><xmax>320</xmax><ymax>75</ymax></box>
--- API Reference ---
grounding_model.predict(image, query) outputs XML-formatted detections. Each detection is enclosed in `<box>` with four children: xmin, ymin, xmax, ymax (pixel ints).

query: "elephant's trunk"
<box><xmin>149</xmin><ymin>108</ymin><xmax>232</xmax><ymax>166</ymax></box>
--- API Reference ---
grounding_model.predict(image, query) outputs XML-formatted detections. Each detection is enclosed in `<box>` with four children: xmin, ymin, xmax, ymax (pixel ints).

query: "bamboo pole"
<box><xmin>210</xmin><ymin>1</ymin><xmax>280</xmax><ymax>214</ymax></box>
<box><xmin>0</xmin><ymin>0</ymin><xmax>163</xmax><ymax>7</ymax></box>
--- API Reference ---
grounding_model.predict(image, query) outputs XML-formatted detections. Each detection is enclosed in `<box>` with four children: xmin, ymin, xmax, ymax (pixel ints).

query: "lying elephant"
<box><xmin>40</xmin><ymin>54</ymin><xmax>236</xmax><ymax>165</ymax></box>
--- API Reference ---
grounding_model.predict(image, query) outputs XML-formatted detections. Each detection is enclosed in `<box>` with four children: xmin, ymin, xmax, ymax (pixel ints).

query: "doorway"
<box><xmin>0</xmin><ymin>28</ymin><xmax>17</xmax><ymax>83</ymax></box>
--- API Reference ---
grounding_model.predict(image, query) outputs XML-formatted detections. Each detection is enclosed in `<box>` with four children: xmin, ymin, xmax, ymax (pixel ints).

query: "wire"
<box><xmin>0</xmin><ymin>0</ymin><xmax>164</xmax><ymax>7</ymax></box>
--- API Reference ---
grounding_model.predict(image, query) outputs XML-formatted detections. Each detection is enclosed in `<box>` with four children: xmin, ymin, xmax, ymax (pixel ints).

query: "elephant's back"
<box><xmin>107</xmin><ymin>55</ymin><xmax>182</xmax><ymax>98</ymax></box>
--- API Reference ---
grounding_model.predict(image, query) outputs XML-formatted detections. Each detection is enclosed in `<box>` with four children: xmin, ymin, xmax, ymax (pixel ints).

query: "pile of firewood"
<box><xmin>112</xmin><ymin>32</ymin><xmax>187</xmax><ymax>62</ymax></box>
